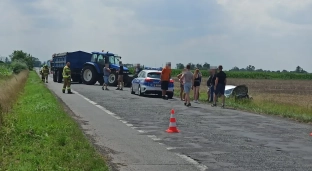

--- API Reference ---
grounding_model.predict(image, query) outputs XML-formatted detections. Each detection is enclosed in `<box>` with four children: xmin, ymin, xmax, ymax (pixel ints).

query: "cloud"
<box><xmin>0</xmin><ymin>0</ymin><xmax>311</xmax><ymax>72</ymax></box>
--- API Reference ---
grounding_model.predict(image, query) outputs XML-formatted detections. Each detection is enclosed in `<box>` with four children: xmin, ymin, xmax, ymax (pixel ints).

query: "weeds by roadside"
<box><xmin>173</xmin><ymin>89</ymin><xmax>312</xmax><ymax>123</ymax></box>
<box><xmin>0</xmin><ymin>72</ymin><xmax>108</xmax><ymax>170</ymax></box>
<box><xmin>0</xmin><ymin>70</ymin><xmax>29</xmax><ymax>125</ymax></box>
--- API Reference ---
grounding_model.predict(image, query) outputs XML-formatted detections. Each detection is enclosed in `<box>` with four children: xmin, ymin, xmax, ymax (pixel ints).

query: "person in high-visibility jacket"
<box><xmin>40</xmin><ymin>66</ymin><xmax>44</xmax><ymax>81</ymax></box>
<box><xmin>62</xmin><ymin>62</ymin><xmax>72</xmax><ymax>94</ymax></box>
<box><xmin>42</xmin><ymin>65</ymin><xmax>49</xmax><ymax>83</ymax></box>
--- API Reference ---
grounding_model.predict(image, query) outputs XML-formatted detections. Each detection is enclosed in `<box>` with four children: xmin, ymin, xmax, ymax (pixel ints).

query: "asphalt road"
<box><xmin>43</xmin><ymin>72</ymin><xmax>312</xmax><ymax>171</ymax></box>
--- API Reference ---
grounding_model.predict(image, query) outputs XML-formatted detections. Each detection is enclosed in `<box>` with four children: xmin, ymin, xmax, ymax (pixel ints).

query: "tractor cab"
<box><xmin>90</xmin><ymin>51</ymin><xmax>128</xmax><ymax>73</ymax></box>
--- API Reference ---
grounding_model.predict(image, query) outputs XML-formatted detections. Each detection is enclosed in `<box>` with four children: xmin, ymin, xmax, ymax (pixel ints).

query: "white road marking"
<box><xmin>70</xmin><ymin>88</ymin><xmax>208</xmax><ymax>171</ymax></box>
<box><xmin>166</xmin><ymin>147</ymin><xmax>176</xmax><ymax>150</ymax></box>
<box><xmin>120</xmin><ymin>120</ymin><xmax>128</xmax><ymax>124</ymax></box>
<box><xmin>175</xmin><ymin>154</ymin><xmax>208</xmax><ymax>171</ymax></box>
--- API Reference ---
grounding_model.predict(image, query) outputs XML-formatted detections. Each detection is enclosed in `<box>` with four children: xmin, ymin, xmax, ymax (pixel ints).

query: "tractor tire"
<box><xmin>81</xmin><ymin>65</ymin><xmax>97</xmax><ymax>85</ymax></box>
<box><xmin>108</xmin><ymin>71</ymin><xmax>118</xmax><ymax>86</ymax></box>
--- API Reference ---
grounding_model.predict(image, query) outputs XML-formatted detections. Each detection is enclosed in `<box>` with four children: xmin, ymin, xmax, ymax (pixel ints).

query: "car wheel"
<box><xmin>138</xmin><ymin>86</ymin><xmax>143</xmax><ymax>96</ymax></box>
<box><xmin>131</xmin><ymin>85</ymin><xmax>135</xmax><ymax>94</ymax></box>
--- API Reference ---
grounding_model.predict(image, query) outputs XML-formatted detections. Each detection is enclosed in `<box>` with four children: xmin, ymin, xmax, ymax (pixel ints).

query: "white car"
<box><xmin>131</xmin><ymin>68</ymin><xmax>174</xmax><ymax>98</ymax></box>
<box><xmin>224</xmin><ymin>85</ymin><xmax>236</xmax><ymax>98</ymax></box>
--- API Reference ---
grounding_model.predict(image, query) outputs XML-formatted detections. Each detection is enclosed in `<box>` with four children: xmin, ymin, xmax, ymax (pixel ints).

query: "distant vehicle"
<box><xmin>81</xmin><ymin>51</ymin><xmax>131</xmax><ymax>86</ymax></box>
<box><xmin>51</xmin><ymin>51</ymin><xmax>92</xmax><ymax>83</ymax></box>
<box><xmin>130</xmin><ymin>68</ymin><xmax>174</xmax><ymax>98</ymax></box>
<box><xmin>224</xmin><ymin>85</ymin><xmax>251</xmax><ymax>101</ymax></box>
<box><xmin>224</xmin><ymin>85</ymin><xmax>236</xmax><ymax>98</ymax></box>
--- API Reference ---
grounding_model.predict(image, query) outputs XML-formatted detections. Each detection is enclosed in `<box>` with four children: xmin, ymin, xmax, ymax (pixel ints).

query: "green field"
<box><xmin>128</xmin><ymin>68</ymin><xmax>312</xmax><ymax>80</ymax></box>
<box><xmin>0</xmin><ymin>72</ymin><xmax>108</xmax><ymax>170</ymax></box>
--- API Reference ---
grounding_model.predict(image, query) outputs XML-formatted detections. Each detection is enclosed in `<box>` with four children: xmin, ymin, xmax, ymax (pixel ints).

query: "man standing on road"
<box><xmin>212</xmin><ymin>65</ymin><xmax>226</xmax><ymax>108</ymax></box>
<box><xmin>135</xmin><ymin>63</ymin><xmax>142</xmax><ymax>75</ymax></box>
<box><xmin>206</xmin><ymin>69</ymin><xmax>213</xmax><ymax>101</ymax></box>
<box><xmin>208</xmin><ymin>68</ymin><xmax>217</xmax><ymax>103</ymax></box>
<box><xmin>180</xmin><ymin>64</ymin><xmax>193</xmax><ymax>106</ymax></box>
<box><xmin>160</xmin><ymin>62</ymin><xmax>172</xmax><ymax>100</ymax></box>
<box><xmin>42</xmin><ymin>65</ymin><xmax>49</xmax><ymax>83</ymax></box>
<box><xmin>102</xmin><ymin>63</ymin><xmax>111</xmax><ymax>90</ymax></box>
<box><xmin>116</xmin><ymin>61</ymin><xmax>124</xmax><ymax>90</ymax></box>
<box><xmin>62</xmin><ymin>62</ymin><xmax>72</xmax><ymax>94</ymax></box>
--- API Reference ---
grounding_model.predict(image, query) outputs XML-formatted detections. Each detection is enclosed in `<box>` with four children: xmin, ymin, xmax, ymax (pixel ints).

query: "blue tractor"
<box><xmin>81</xmin><ymin>51</ymin><xmax>132</xmax><ymax>86</ymax></box>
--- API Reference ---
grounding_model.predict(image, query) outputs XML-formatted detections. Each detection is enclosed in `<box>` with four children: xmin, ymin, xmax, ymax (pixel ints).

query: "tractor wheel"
<box><xmin>81</xmin><ymin>65</ymin><xmax>97</xmax><ymax>85</ymax></box>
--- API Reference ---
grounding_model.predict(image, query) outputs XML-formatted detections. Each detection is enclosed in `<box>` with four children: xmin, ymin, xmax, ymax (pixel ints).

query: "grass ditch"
<box><xmin>0</xmin><ymin>71</ymin><xmax>108</xmax><ymax>170</ymax></box>
<box><xmin>0</xmin><ymin>70</ymin><xmax>29</xmax><ymax>125</ymax></box>
<box><xmin>173</xmin><ymin>87</ymin><xmax>312</xmax><ymax>123</ymax></box>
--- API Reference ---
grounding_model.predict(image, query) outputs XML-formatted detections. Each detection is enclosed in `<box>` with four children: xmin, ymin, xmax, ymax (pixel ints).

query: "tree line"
<box><xmin>0</xmin><ymin>50</ymin><xmax>42</xmax><ymax>68</ymax></box>
<box><xmin>175</xmin><ymin>63</ymin><xmax>309</xmax><ymax>73</ymax></box>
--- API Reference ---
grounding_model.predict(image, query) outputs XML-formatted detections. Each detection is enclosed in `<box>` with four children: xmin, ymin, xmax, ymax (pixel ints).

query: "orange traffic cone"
<box><xmin>166</xmin><ymin>109</ymin><xmax>179</xmax><ymax>133</ymax></box>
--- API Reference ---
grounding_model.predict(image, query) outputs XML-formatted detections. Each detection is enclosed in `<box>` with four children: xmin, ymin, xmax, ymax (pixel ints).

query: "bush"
<box><xmin>10</xmin><ymin>60</ymin><xmax>28</xmax><ymax>74</ymax></box>
<box><xmin>0</xmin><ymin>63</ymin><xmax>12</xmax><ymax>76</ymax></box>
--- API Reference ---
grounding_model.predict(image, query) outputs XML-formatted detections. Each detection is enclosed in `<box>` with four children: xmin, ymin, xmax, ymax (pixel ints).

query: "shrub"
<box><xmin>10</xmin><ymin>60</ymin><xmax>28</xmax><ymax>74</ymax></box>
<box><xmin>0</xmin><ymin>63</ymin><xmax>12</xmax><ymax>77</ymax></box>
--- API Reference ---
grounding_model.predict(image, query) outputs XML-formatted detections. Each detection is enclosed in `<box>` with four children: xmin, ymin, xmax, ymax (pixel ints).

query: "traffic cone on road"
<box><xmin>166</xmin><ymin>109</ymin><xmax>179</xmax><ymax>133</ymax></box>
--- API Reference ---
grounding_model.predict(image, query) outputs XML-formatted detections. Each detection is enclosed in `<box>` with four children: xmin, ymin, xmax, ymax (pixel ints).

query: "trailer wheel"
<box><xmin>53</xmin><ymin>72</ymin><xmax>57</xmax><ymax>82</ymax></box>
<box><xmin>108</xmin><ymin>71</ymin><xmax>118</xmax><ymax>86</ymax></box>
<box><xmin>81</xmin><ymin>65</ymin><xmax>97</xmax><ymax>85</ymax></box>
<box><xmin>57</xmin><ymin>70</ymin><xmax>62</xmax><ymax>83</ymax></box>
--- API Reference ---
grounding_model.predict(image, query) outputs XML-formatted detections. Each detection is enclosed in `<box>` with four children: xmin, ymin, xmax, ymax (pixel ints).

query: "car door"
<box><xmin>137</xmin><ymin>71</ymin><xmax>145</xmax><ymax>90</ymax></box>
<box><xmin>133</xmin><ymin>71</ymin><xmax>143</xmax><ymax>90</ymax></box>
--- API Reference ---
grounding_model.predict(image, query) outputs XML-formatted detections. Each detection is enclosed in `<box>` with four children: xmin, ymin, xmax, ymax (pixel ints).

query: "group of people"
<box><xmin>177</xmin><ymin>65</ymin><xmax>227</xmax><ymax>107</ymax></box>
<box><xmin>102</xmin><ymin>61</ymin><xmax>125</xmax><ymax>91</ymax></box>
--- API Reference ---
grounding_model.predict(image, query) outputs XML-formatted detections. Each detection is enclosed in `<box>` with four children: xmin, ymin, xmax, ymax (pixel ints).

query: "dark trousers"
<box><xmin>209</xmin><ymin>85</ymin><xmax>214</xmax><ymax>102</ymax></box>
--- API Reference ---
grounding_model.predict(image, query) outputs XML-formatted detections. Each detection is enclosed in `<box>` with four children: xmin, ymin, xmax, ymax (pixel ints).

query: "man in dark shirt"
<box><xmin>206</xmin><ymin>69</ymin><xmax>216</xmax><ymax>102</ymax></box>
<box><xmin>116</xmin><ymin>61</ymin><xmax>124</xmax><ymax>90</ymax></box>
<box><xmin>212</xmin><ymin>65</ymin><xmax>227</xmax><ymax>108</ymax></box>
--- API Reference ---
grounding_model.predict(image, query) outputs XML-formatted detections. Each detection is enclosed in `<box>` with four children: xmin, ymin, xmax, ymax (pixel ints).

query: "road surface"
<box><xmin>43</xmin><ymin>73</ymin><xmax>312</xmax><ymax>171</ymax></box>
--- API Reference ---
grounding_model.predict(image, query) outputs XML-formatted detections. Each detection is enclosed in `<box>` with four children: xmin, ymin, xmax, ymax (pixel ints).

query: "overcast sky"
<box><xmin>0</xmin><ymin>0</ymin><xmax>311</xmax><ymax>72</ymax></box>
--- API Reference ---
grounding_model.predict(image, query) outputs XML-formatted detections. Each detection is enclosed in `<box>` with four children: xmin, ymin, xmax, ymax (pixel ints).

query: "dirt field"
<box><xmin>173</xmin><ymin>78</ymin><xmax>312</xmax><ymax>109</ymax></box>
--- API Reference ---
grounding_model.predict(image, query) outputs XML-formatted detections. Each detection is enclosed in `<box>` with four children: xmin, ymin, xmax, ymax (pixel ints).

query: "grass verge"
<box><xmin>173</xmin><ymin>89</ymin><xmax>312</xmax><ymax>123</ymax></box>
<box><xmin>0</xmin><ymin>71</ymin><xmax>108</xmax><ymax>170</ymax></box>
<box><xmin>0</xmin><ymin>70</ymin><xmax>29</xmax><ymax>125</ymax></box>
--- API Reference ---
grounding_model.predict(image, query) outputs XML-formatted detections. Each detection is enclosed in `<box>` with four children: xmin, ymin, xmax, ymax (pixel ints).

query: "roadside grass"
<box><xmin>0</xmin><ymin>70</ymin><xmax>29</xmax><ymax>125</ymax></box>
<box><xmin>173</xmin><ymin>81</ymin><xmax>312</xmax><ymax>123</ymax></box>
<box><xmin>0</xmin><ymin>71</ymin><xmax>108</xmax><ymax>171</ymax></box>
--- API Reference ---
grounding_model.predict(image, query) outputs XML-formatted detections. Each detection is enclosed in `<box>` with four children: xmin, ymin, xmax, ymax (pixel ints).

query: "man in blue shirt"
<box><xmin>102</xmin><ymin>64</ymin><xmax>111</xmax><ymax>90</ymax></box>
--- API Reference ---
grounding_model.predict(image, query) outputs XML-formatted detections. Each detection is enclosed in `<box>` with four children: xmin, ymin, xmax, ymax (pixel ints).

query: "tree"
<box><xmin>196</xmin><ymin>64</ymin><xmax>202</xmax><ymax>69</ymax></box>
<box><xmin>295</xmin><ymin>66</ymin><xmax>307</xmax><ymax>73</ymax></box>
<box><xmin>246</xmin><ymin>65</ymin><xmax>255</xmax><ymax>71</ymax></box>
<box><xmin>229</xmin><ymin>66</ymin><xmax>240</xmax><ymax>71</ymax></box>
<box><xmin>202</xmin><ymin>62</ymin><xmax>210</xmax><ymax>69</ymax></box>
<box><xmin>5</xmin><ymin>57</ymin><xmax>9</xmax><ymax>63</ymax></box>
<box><xmin>176</xmin><ymin>63</ymin><xmax>184</xmax><ymax>69</ymax></box>
<box><xmin>282</xmin><ymin>70</ymin><xmax>288</xmax><ymax>73</ymax></box>
<box><xmin>9</xmin><ymin>50</ymin><xmax>34</xmax><ymax>70</ymax></box>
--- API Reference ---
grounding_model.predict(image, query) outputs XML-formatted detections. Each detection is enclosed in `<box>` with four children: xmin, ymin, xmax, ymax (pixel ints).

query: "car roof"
<box><xmin>142</xmin><ymin>70</ymin><xmax>161</xmax><ymax>73</ymax></box>
<box><xmin>225</xmin><ymin>85</ymin><xmax>236</xmax><ymax>90</ymax></box>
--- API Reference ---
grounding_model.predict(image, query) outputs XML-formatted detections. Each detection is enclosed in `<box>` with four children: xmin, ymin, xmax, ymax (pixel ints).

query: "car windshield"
<box><xmin>225</xmin><ymin>88</ymin><xmax>234</xmax><ymax>95</ymax></box>
<box><xmin>147</xmin><ymin>72</ymin><xmax>161</xmax><ymax>79</ymax></box>
<box><xmin>109</xmin><ymin>56</ymin><xmax>120</xmax><ymax>65</ymax></box>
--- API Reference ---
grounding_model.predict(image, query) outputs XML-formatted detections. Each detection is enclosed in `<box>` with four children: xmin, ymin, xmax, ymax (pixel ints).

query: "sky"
<box><xmin>0</xmin><ymin>0</ymin><xmax>311</xmax><ymax>72</ymax></box>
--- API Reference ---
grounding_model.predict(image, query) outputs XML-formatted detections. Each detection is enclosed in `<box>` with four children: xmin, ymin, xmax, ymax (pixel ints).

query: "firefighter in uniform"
<box><xmin>40</xmin><ymin>66</ymin><xmax>44</xmax><ymax>81</ymax></box>
<box><xmin>42</xmin><ymin>65</ymin><xmax>49</xmax><ymax>83</ymax></box>
<box><xmin>62</xmin><ymin>62</ymin><xmax>72</xmax><ymax>94</ymax></box>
